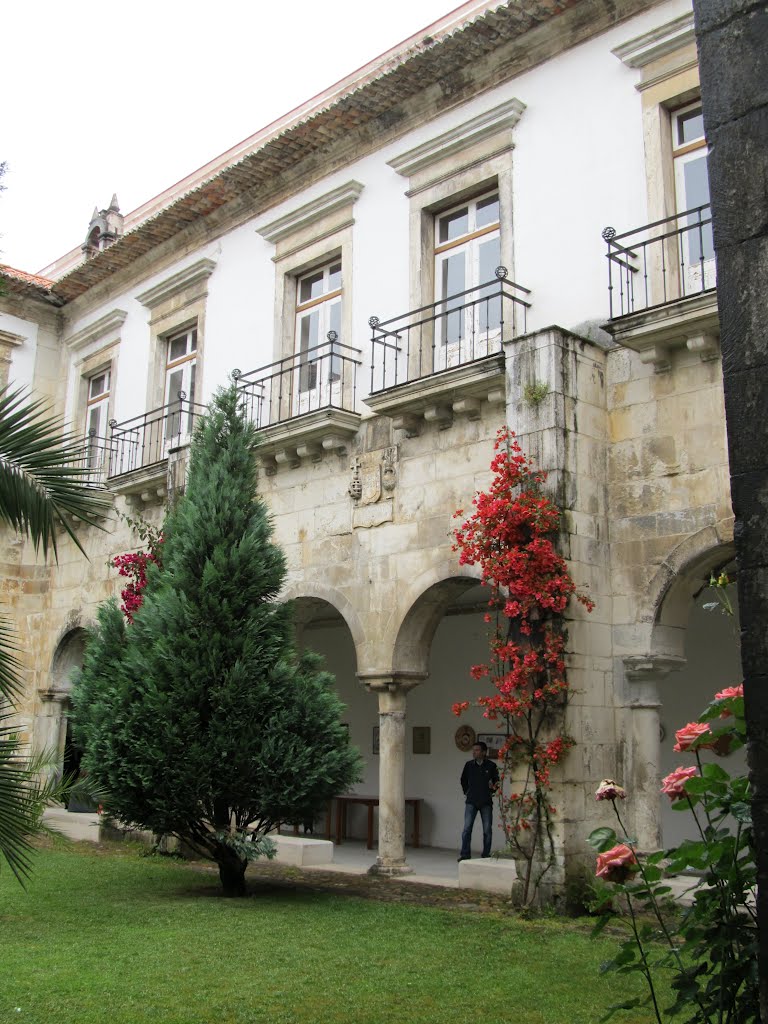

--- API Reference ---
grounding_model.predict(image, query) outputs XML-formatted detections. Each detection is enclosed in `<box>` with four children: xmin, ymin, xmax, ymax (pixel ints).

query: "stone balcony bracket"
<box><xmin>363</xmin><ymin>355</ymin><xmax>506</xmax><ymax>438</ymax></box>
<box><xmin>254</xmin><ymin>408</ymin><xmax>361</xmax><ymax>476</ymax></box>
<box><xmin>604</xmin><ymin>292</ymin><xmax>720</xmax><ymax>371</ymax></box>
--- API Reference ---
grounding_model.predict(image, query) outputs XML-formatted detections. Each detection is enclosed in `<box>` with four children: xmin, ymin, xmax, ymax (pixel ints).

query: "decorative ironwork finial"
<box><xmin>231</xmin><ymin>368</ymin><xmax>241</xmax><ymax>383</ymax></box>
<box><xmin>177</xmin><ymin>389</ymin><xmax>187</xmax><ymax>402</ymax></box>
<box><xmin>327</xmin><ymin>330</ymin><xmax>338</xmax><ymax>343</ymax></box>
<box><xmin>602</xmin><ymin>226</ymin><xmax>617</xmax><ymax>242</ymax></box>
<box><xmin>495</xmin><ymin>266</ymin><xmax>508</xmax><ymax>280</ymax></box>
<box><xmin>108</xmin><ymin>419</ymin><xmax>117</xmax><ymax>430</ymax></box>
<box><xmin>368</xmin><ymin>316</ymin><xmax>380</xmax><ymax>329</ymax></box>
<box><xmin>88</xmin><ymin>427</ymin><xmax>97</xmax><ymax>437</ymax></box>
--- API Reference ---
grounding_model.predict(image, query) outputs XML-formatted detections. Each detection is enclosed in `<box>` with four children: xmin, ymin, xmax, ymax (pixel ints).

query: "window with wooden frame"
<box><xmin>295</xmin><ymin>260</ymin><xmax>342</xmax><ymax>397</ymax></box>
<box><xmin>164</xmin><ymin>325</ymin><xmax>197</xmax><ymax>441</ymax></box>
<box><xmin>672</xmin><ymin>101</ymin><xmax>713</xmax><ymax>267</ymax></box>
<box><xmin>434</xmin><ymin>190</ymin><xmax>501</xmax><ymax>354</ymax></box>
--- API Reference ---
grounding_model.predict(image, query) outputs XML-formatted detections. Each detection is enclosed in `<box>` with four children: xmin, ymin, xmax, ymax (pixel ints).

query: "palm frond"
<box><xmin>0</xmin><ymin>613</ymin><xmax>22</xmax><ymax>703</ymax></box>
<box><xmin>0</xmin><ymin>386</ymin><xmax>112</xmax><ymax>559</ymax></box>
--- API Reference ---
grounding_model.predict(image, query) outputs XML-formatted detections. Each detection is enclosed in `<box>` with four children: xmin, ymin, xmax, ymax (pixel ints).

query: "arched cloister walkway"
<box><xmin>624</xmin><ymin>533</ymin><xmax>743</xmax><ymax>850</ymax></box>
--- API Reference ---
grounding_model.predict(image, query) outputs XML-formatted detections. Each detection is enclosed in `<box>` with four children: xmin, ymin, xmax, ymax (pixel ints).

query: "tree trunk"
<box><xmin>215</xmin><ymin>847</ymin><xmax>248</xmax><ymax>897</ymax></box>
<box><xmin>693</xmin><ymin>0</ymin><xmax>768</xmax><ymax>1015</ymax></box>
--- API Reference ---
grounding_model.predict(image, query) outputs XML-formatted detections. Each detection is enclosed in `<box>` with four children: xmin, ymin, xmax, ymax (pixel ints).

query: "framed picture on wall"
<box><xmin>412</xmin><ymin>726</ymin><xmax>431</xmax><ymax>754</ymax></box>
<box><xmin>476</xmin><ymin>732</ymin><xmax>506</xmax><ymax>759</ymax></box>
<box><xmin>372</xmin><ymin>726</ymin><xmax>380</xmax><ymax>755</ymax></box>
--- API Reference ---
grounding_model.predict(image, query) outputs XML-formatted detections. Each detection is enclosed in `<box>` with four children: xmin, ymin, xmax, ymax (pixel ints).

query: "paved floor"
<box><xmin>42</xmin><ymin>809</ymin><xmax>463</xmax><ymax>886</ymax></box>
<box><xmin>41</xmin><ymin>809</ymin><xmax>708</xmax><ymax>903</ymax></box>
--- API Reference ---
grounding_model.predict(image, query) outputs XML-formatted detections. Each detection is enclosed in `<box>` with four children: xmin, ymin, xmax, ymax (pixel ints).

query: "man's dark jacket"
<box><xmin>460</xmin><ymin>757</ymin><xmax>499</xmax><ymax>807</ymax></box>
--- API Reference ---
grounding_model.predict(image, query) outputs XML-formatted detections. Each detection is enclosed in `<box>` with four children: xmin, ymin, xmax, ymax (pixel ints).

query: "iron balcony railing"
<box><xmin>603</xmin><ymin>204</ymin><xmax>716</xmax><ymax>319</ymax></box>
<box><xmin>234</xmin><ymin>332</ymin><xmax>362</xmax><ymax>429</ymax></box>
<box><xmin>368</xmin><ymin>267</ymin><xmax>531</xmax><ymax>394</ymax></box>
<box><xmin>107</xmin><ymin>394</ymin><xmax>207</xmax><ymax>478</ymax></box>
<box><xmin>78</xmin><ymin>429</ymin><xmax>113</xmax><ymax>485</ymax></box>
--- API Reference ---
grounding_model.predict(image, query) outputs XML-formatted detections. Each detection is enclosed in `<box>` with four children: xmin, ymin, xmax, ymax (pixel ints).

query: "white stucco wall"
<box><xmin>56</xmin><ymin>0</ymin><xmax>693</xmax><ymax>426</ymax></box>
<box><xmin>1</xmin><ymin>310</ymin><xmax>38</xmax><ymax>391</ymax></box>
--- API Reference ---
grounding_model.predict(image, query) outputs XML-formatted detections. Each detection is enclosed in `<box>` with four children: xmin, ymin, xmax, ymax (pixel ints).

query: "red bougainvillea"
<box><xmin>112</xmin><ymin>517</ymin><xmax>164</xmax><ymax>623</ymax></box>
<box><xmin>453</xmin><ymin>428</ymin><xmax>593</xmax><ymax>901</ymax></box>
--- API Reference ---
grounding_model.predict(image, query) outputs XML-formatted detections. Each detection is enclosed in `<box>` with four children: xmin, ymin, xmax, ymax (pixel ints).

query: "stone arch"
<box><xmin>281</xmin><ymin>580</ymin><xmax>366</xmax><ymax>670</ymax></box>
<box><xmin>391</xmin><ymin>563</ymin><xmax>483</xmax><ymax>678</ymax></box>
<box><xmin>646</xmin><ymin>526</ymin><xmax>735</xmax><ymax>662</ymax></box>
<box><xmin>50</xmin><ymin>627</ymin><xmax>89</xmax><ymax>694</ymax></box>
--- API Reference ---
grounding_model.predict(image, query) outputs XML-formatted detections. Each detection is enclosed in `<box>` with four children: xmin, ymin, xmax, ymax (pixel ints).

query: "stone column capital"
<box><xmin>39</xmin><ymin>688</ymin><xmax>71</xmax><ymax>707</ymax></box>
<box><xmin>357</xmin><ymin>671</ymin><xmax>426</xmax><ymax>695</ymax></box>
<box><xmin>622</xmin><ymin>654</ymin><xmax>686</xmax><ymax>684</ymax></box>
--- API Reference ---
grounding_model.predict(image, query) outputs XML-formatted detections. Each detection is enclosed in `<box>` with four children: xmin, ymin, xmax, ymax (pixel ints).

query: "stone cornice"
<box><xmin>612</xmin><ymin>12</ymin><xmax>695</xmax><ymax>69</ymax></box>
<box><xmin>64</xmin><ymin>309</ymin><xmax>128</xmax><ymax>352</ymax></box>
<box><xmin>256</xmin><ymin>181</ymin><xmax>364</xmax><ymax>245</ymax></box>
<box><xmin>136</xmin><ymin>258</ymin><xmax>216</xmax><ymax>309</ymax></box>
<box><xmin>0</xmin><ymin>329</ymin><xmax>25</xmax><ymax>348</ymax></box>
<box><xmin>387</xmin><ymin>98</ymin><xmax>525</xmax><ymax>178</ymax></box>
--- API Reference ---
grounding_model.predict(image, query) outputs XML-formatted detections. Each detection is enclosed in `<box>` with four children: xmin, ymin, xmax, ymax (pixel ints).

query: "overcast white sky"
<box><xmin>2</xmin><ymin>0</ymin><xmax>454</xmax><ymax>274</ymax></box>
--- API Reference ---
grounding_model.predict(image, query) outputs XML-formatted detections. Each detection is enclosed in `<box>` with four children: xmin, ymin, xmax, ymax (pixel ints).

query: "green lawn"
<box><xmin>0</xmin><ymin>841</ymin><xmax>656</xmax><ymax>1024</ymax></box>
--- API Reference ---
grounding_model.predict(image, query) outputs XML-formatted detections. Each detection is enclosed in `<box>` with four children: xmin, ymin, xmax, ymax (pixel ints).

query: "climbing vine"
<box><xmin>111</xmin><ymin>512</ymin><xmax>164</xmax><ymax>623</ymax></box>
<box><xmin>452</xmin><ymin>428</ymin><xmax>593</xmax><ymax>903</ymax></box>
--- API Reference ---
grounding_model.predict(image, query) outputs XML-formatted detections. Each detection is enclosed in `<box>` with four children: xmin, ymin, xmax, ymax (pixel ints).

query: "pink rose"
<box><xmin>595</xmin><ymin>779</ymin><xmax>627</xmax><ymax>802</ymax></box>
<box><xmin>673</xmin><ymin>722</ymin><xmax>712</xmax><ymax>752</ymax></box>
<box><xmin>595</xmin><ymin>843</ymin><xmax>637</xmax><ymax>883</ymax></box>
<box><xmin>661</xmin><ymin>765</ymin><xmax>697</xmax><ymax>801</ymax></box>
<box><xmin>715</xmin><ymin>685</ymin><xmax>743</xmax><ymax>701</ymax></box>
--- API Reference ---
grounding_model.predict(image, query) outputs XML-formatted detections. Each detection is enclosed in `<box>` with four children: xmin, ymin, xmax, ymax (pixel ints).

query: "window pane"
<box><xmin>329</xmin><ymin>301</ymin><xmax>342</xmax><ymax>381</ymax></box>
<box><xmin>89</xmin><ymin>372</ymin><xmax>109</xmax><ymax>399</ymax></box>
<box><xmin>476</xmin><ymin>194</ymin><xmax>500</xmax><ymax>228</ymax></box>
<box><xmin>682</xmin><ymin>156</ymin><xmax>714</xmax><ymax>263</ymax></box>
<box><xmin>168</xmin><ymin>334</ymin><xmax>188</xmax><ymax>362</ymax></box>
<box><xmin>677</xmin><ymin>107</ymin><xmax>704</xmax><ymax>146</ymax></box>
<box><xmin>187</xmin><ymin>364</ymin><xmax>197</xmax><ymax>432</ymax></box>
<box><xmin>682</xmin><ymin>153</ymin><xmax>711</xmax><ymax>211</ymax></box>
<box><xmin>189</xmin><ymin>328</ymin><xmax>198</xmax><ymax>352</ymax></box>
<box><xmin>300</xmin><ymin>310</ymin><xmax>319</xmax><ymax>354</ymax></box>
<box><xmin>478</xmin><ymin>236</ymin><xmax>502</xmax><ymax>333</ymax></box>
<box><xmin>299</xmin><ymin>270</ymin><xmax>324</xmax><ymax>304</ymax></box>
<box><xmin>88</xmin><ymin>406</ymin><xmax>101</xmax><ymax>436</ymax></box>
<box><xmin>440</xmin><ymin>251</ymin><xmax>466</xmax><ymax>344</ymax></box>
<box><xmin>328</xmin><ymin>263</ymin><xmax>342</xmax><ymax>291</ymax></box>
<box><xmin>438</xmin><ymin>207</ymin><xmax>469</xmax><ymax>244</ymax></box>
<box><xmin>165</xmin><ymin>369</ymin><xmax>184</xmax><ymax>440</ymax></box>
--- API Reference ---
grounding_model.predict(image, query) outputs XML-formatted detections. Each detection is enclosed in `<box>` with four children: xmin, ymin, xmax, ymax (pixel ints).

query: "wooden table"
<box><xmin>333</xmin><ymin>795</ymin><xmax>422</xmax><ymax>850</ymax></box>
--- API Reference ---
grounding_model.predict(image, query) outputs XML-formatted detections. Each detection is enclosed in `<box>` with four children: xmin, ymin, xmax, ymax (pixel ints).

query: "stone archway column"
<box><xmin>359</xmin><ymin>672</ymin><xmax>425</xmax><ymax>875</ymax></box>
<box><xmin>622</xmin><ymin>657</ymin><xmax>684</xmax><ymax>851</ymax></box>
<box><xmin>35</xmin><ymin>689</ymin><xmax>70</xmax><ymax>777</ymax></box>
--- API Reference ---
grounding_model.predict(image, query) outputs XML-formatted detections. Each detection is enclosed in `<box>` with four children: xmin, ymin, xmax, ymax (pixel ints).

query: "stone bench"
<box><xmin>458</xmin><ymin>857</ymin><xmax>518</xmax><ymax>895</ymax></box>
<box><xmin>271</xmin><ymin>834</ymin><xmax>334</xmax><ymax>867</ymax></box>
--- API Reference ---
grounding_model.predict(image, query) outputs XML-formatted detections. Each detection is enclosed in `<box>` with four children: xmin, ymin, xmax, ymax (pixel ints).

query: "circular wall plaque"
<box><xmin>455</xmin><ymin>724</ymin><xmax>476</xmax><ymax>752</ymax></box>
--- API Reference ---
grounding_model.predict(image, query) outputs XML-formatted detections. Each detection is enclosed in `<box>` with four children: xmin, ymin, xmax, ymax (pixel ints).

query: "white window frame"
<box><xmin>433</xmin><ymin>191</ymin><xmax>501</xmax><ymax>369</ymax></box>
<box><xmin>672</xmin><ymin>101</ymin><xmax>714</xmax><ymax>288</ymax></box>
<box><xmin>163</xmin><ymin>325</ymin><xmax>197</xmax><ymax>446</ymax></box>
<box><xmin>85</xmin><ymin>368</ymin><xmax>111</xmax><ymax>474</ymax></box>
<box><xmin>294</xmin><ymin>261</ymin><xmax>342</xmax><ymax>412</ymax></box>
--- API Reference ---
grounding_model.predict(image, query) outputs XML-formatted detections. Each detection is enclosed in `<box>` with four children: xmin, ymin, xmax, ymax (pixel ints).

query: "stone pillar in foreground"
<box><xmin>360</xmin><ymin>673</ymin><xmax>424</xmax><ymax>875</ymax></box>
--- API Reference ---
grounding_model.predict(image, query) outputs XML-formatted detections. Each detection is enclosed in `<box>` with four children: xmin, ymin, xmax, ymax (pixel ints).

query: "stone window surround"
<box><xmin>386</xmin><ymin>97</ymin><xmax>524</xmax><ymax>320</ymax></box>
<box><xmin>613</xmin><ymin>13</ymin><xmax>701</xmax><ymax>228</ymax></box>
<box><xmin>0</xmin><ymin>328</ymin><xmax>25</xmax><ymax>390</ymax></box>
<box><xmin>64</xmin><ymin>309</ymin><xmax>127</xmax><ymax>436</ymax></box>
<box><xmin>256</xmin><ymin>181</ymin><xmax>363</xmax><ymax>367</ymax></box>
<box><xmin>136</xmin><ymin>257</ymin><xmax>216</xmax><ymax>413</ymax></box>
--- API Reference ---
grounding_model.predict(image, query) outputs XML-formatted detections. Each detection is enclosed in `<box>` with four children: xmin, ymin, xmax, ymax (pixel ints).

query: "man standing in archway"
<box><xmin>458</xmin><ymin>742</ymin><xmax>499</xmax><ymax>861</ymax></box>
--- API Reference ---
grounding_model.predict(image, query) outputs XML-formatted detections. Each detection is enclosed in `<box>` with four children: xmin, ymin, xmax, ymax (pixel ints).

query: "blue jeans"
<box><xmin>460</xmin><ymin>802</ymin><xmax>493</xmax><ymax>858</ymax></box>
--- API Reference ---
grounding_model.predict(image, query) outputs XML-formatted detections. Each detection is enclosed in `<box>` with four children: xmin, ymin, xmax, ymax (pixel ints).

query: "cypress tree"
<box><xmin>73</xmin><ymin>387</ymin><xmax>360</xmax><ymax>895</ymax></box>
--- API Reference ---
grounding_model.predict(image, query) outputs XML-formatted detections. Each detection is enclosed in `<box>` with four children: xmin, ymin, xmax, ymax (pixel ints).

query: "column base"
<box><xmin>368</xmin><ymin>858</ymin><xmax>413</xmax><ymax>877</ymax></box>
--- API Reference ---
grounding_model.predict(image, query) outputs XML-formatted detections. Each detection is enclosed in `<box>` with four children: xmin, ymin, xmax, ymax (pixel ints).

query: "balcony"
<box><xmin>602</xmin><ymin>207</ymin><xmax>719</xmax><ymax>369</ymax></box>
<box><xmin>365</xmin><ymin>267</ymin><xmax>530</xmax><ymax>434</ymax></box>
<box><xmin>107</xmin><ymin>395</ymin><xmax>207</xmax><ymax>498</ymax></box>
<box><xmin>234</xmin><ymin>333</ymin><xmax>362</xmax><ymax>473</ymax></box>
